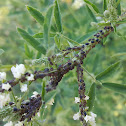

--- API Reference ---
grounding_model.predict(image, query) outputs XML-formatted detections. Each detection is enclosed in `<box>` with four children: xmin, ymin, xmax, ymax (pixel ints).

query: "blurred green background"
<box><xmin>0</xmin><ymin>0</ymin><xmax>126</xmax><ymax>126</ymax></box>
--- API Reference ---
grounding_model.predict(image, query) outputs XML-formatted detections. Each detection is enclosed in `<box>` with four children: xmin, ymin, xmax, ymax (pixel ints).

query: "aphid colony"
<box><xmin>0</xmin><ymin>25</ymin><xmax>114</xmax><ymax>124</ymax></box>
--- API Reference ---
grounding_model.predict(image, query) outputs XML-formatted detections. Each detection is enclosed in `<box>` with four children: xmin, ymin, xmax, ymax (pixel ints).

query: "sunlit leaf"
<box><xmin>86</xmin><ymin>5</ymin><xmax>97</xmax><ymax>22</ymax></box>
<box><xmin>102</xmin><ymin>82</ymin><xmax>126</xmax><ymax>94</ymax></box>
<box><xmin>54</xmin><ymin>0</ymin><xmax>63</xmax><ymax>33</ymax></box>
<box><xmin>17</xmin><ymin>28</ymin><xmax>46</xmax><ymax>54</ymax></box>
<box><xmin>96</xmin><ymin>61</ymin><xmax>120</xmax><ymax>80</ymax></box>
<box><xmin>44</xmin><ymin>90</ymin><xmax>57</xmax><ymax>103</ymax></box>
<box><xmin>87</xmin><ymin>83</ymin><xmax>96</xmax><ymax>111</ymax></box>
<box><xmin>27</xmin><ymin>6</ymin><xmax>44</xmax><ymax>26</ymax></box>
<box><xmin>103</xmin><ymin>0</ymin><xmax>107</xmax><ymax>11</ymax></box>
<box><xmin>84</xmin><ymin>0</ymin><xmax>100</xmax><ymax>13</ymax></box>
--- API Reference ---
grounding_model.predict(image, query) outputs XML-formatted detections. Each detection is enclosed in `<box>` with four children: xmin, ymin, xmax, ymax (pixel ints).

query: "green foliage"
<box><xmin>0</xmin><ymin>0</ymin><xmax>126</xmax><ymax>126</ymax></box>
<box><xmin>84</xmin><ymin>0</ymin><xmax>100</xmax><ymax>13</ymax></box>
<box><xmin>27</xmin><ymin>6</ymin><xmax>44</xmax><ymax>26</ymax></box>
<box><xmin>87</xmin><ymin>83</ymin><xmax>96</xmax><ymax>111</ymax></box>
<box><xmin>17</xmin><ymin>28</ymin><xmax>46</xmax><ymax>54</ymax></box>
<box><xmin>102</xmin><ymin>83</ymin><xmax>126</xmax><ymax>94</ymax></box>
<box><xmin>54</xmin><ymin>0</ymin><xmax>63</xmax><ymax>33</ymax></box>
<box><xmin>96</xmin><ymin>61</ymin><xmax>120</xmax><ymax>81</ymax></box>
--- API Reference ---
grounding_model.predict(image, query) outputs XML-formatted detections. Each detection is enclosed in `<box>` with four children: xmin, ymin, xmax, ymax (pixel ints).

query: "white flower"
<box><xmin>90</xmin><ymin>112</ymin><xmax>97</xmax><ymax>118</ymax></box>
<box><xmin>84</xmin><ymin>112</ymin><xmax>97</xmax><ymax>126</ymax></box>
<box><xmin>84</xmin><ymin>95</ymin><xmax>89</xmax><ymax>100</ymax></box>
<box><xmin>84</xmin><ymin>115</ymin><xmax>92</xmax><ymax>122</ymax></box>
<box><xmin>0</xmin><ymin>72</ymin><xmax>6</xmax><ymax>81</ymax></box>
<box><xmin>0</xmin><ymin>93</ymin><xmax>10</xmax><ymax>108</ymax></box>
<box><xmin>31</xmin><ymin>91</ymin><xmax>39</xmax><ymax>97</ymax></box>
<box><xmin>4</xmin><ymin>121</ymin><xmax>13</xmax><ymax>126</ymax></box>
<box><xmin>75</xmin><ymin>97</ymin><xmax>80</xmax><ymax>103</ymax></box>
<box><xmin>11</xmin><ymin>64</ymin><xmax>26</xmax><ymax>78</ymax></box>
<box><xmin>2</xmin><ymin>83</ymin><xmax>11</xmax><ymax>91</ymax></box>
<box><xmin>27</xmin><ymin>74</ymin><xmax>34</xmax><ymax>81</ymax></box>
<box><xmin>73</xmin><ymin>112</ymin><xmax>80</xmax><ymax>120</ymax></box>
<box><xmin>72</xmin><ymin>0</ymin><xmax>85</xmax><ymax>9</ymax></box>
<box><xmin>15</xmin><ymin>121</ymin><xmax>23</xmax><ymax>126</ymax></box>
<box><xmin>47</xmin><ymin>98</ymin><xmax>54</xmax><ymax>105</ymax></box>
<box><xmin>20</xmin><ymin>84</ymin><xmax>27</xmax><ymax>92</ymax></box>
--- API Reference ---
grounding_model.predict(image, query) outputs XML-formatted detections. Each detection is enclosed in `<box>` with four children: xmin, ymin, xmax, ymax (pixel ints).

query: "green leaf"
<box><xmin>102</xmin><ymin>83</ymin><xmax>126</xmax><ymax>94</ymax></box>
<box><xmin>45</xmin><ymin>5</ymin><xmax>54</xmax><ymax>29</ymax></box>
<box><xmin>33</xmin><ymin>32</ymin><xmax>56</xmax><ymax>38</ymax></box>
<box><xmin>24</xmin><ymin>43</ymin><xmax>33</xmax><ymax>58</ymax></box>
<box><xmin>26</xmin><ymin>6</ymin><xmax>44</xmax><ymax>26</ymax></box>
<box><xmin>41</xmin><ymin>80</ymin><xmax>46</xmax><ymax>101</ymax></box>
<box><xmin>54</xmin><ymin>35</ymin><xmax>60</xmax><ymax>49</ymax></box>
<box><xmin>84</xmin><ymin>0</ymin><xmax>100</xmax><ymax>13</ymax></box>
<box><xmin>96</xmin><ymin>61</ymin><xmax>120</xmax><ymax>80</ymax></box>
<box><xmin>87</xmin><ymin>83</ymin><xmax>96</xmax><ymax>111</ymax></box>
<box><xmin>111</xmin><ymin>53</ymin><xmax>126</xmax><ymax>57</ymax></box>
<box><xmin>44</xmin><ymin>90</ymin><xmax>57</xmax><ymax>103</ymax></box>
<box><xmin>117</xmin><ymin>20</ymin><xmax>126</xmax><ymax>25</ymax></box>
<box><xmin>43</xmin><ymin>23</ymin><xmax>49</xmax><ymax>48</ymax></box>
<box><xmin>117</xmin><ymin>1</ymin><xmax>121</xmax><ymax>15</ymax></box>
<box><xmin>86</xmin><ymin>5</ymin><xmax>97</xmax><ymax>22</ymax></box>
<box><xmin>54</xmin><ymin>0</ymin><xmax>63</xmax><ymax>33</ymax></box>
<box><xmin>0</xmin><ymin>49</ymin><xmax>4</xmax><ymax>56</ymax></box>
<box><xmin>116</xmin><ymin>0</ymin><xmax>121</xmax><ymax>15</ymax></box>
<box><xmin>17</xmin><ymin>28</ymin><xmax>46</xmax><ymax>54</ymax></box>
<box><xmin>103</xmin><ymin>0</ymin><xmax>107</xmax><ymax>11</ymax></box>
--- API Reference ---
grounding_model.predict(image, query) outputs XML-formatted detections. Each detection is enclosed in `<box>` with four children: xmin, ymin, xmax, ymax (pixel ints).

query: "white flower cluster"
<box><xmin>84</xmin><ymin>112</ymin><xmax>97</xmax><ymax>126</ymax></box>
<box><xmin>0</xmin><ymin>93</ymin><xmax>10</xmax><ymax>108</ymax></box>
<box><xmin>11</xmin><ymin>64</ymin><xmax>26</xmax><ymax>79</ymax></box>
<box><xmin>27</xmin><ymin>74</ymin><xmax>34</xmax><ymax>81</ymax></box>
<box><xmin>2</xmin><ymin>83</ymin><xmax>11</xmax><ymax>91</ymax></box>
<box><xmin>20</xmin><ymin>84</ymin><xmax>27</xmax><ymax>92</ymax></box>
<box><xmin>73</xmin><ymin>112</ymin><xmax>80</xmax><ymax>120</ymax></box>
<box><xmin>0</xmin><ymin>72</ymin><xmax>6</xmax><ymax>81</ymax></box>
<box><xmin>31</xmin><ymin>91</ymin><xmax>39</xmax><ymax>98</ymax></box>
<box><xmin>72</xmin><ymin>0</ymin><xmax>85</xmax><ymax>9</ymax></box>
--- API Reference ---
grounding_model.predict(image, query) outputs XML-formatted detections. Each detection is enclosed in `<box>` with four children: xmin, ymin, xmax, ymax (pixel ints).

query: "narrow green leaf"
<box><xmin>87</xmin><ymin>83</ymin><xmax>96</xmax><ymax>111</ymax></box>
<box><xmin>41</xmin><ymin>80</ymin><xmax>45</xmax><ymax>101</ymax></box>
<box><xmin>102</xmin><ymin>83</ymin><xmax>126</xmax><ymax>94</ymax></box>
<box><xmin>24</xmin><ymin>43</ymin><xmax>33</xmax><ymax>58</ymax></box>
<box><xmin>96</xmin><ymin>61</ymin><xmax>120</xmax><ymax>80</ymax></box>
<box><xmin>43</xmin><ymin>23</ymin><xmax>49</xmax><ymax>48</ymax></box>
<box><xmin>33</xmin><ymin>32</ymin><xmax>56</xmax><ymax>38</ymax></box>
<box><xmin>86</xmin><ymin>5</ymin><xmax>97</xmax><ymax>22</ymax></box>
<box><xmin>111</xmin><ymin>53</ymin><xmax>126</xmax><ymax>57</ymax></box>
<box><xmin>84</xmin><ymin>0</ymin><xmax>100</xmax><ymax>13</ymax></box>
<box><xmin>17</xmin><ymin>28</ymin><xmax>46</xmax><ymax>54</ymax></box>
<box><xmin>36</xmin><ymin>52</ymin><xmax>42</xmax><ymax>59</ymax></box>
<box><xmin>54</xmin><ymin>35</ymin><xmax>60</xmax><ymax>49</ymax></box>
<box><xmin>60</xmin><ymin>34</ymin><xmax>80</xmax><ymax>45</ymax></box>
<box><xmin>54</xmin><ymin>0</ymin><xmax>63</xmax><ymax>33</ymax></box>
<box><xmin>45</xmin><ymin>5</ymin><xmax>54</xmax><ymax>28</ymax></box>
<box><xmin>116</xmin><ymin>0</ymin><xmax>121</xmax><ymax>15</ymax></box>
<box><xmin>117</xmin><ymin>20</ymin><xmax>126</xmax><ymax>25</ymax></box>
<box><xmin>44</xmin><ymin>90</ymin><xmax>57</xmax><ymax>103</ymax></box>
<box><xmin>0</xmin><ymin>49</ymin><xmax>4</xmax><ymax>56</ymax></box>
<box><xmin>117</xmin><ymin>1</ymin><xmax>121</xmax><ymax>15</ymax></box>
<box><xmin>103</xmin><ymin>0</ymin><xmax>107</xmax><ymax>11</ymax></box>
<box><xmin>103</xmin><ymin>35</ymin><xmax>108</xmax><ymax>45</ymax></box>
<box><xmin>26</xmin><ymin>6</ymin><xmax>44</xmax><ymax>26</ymax></box>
